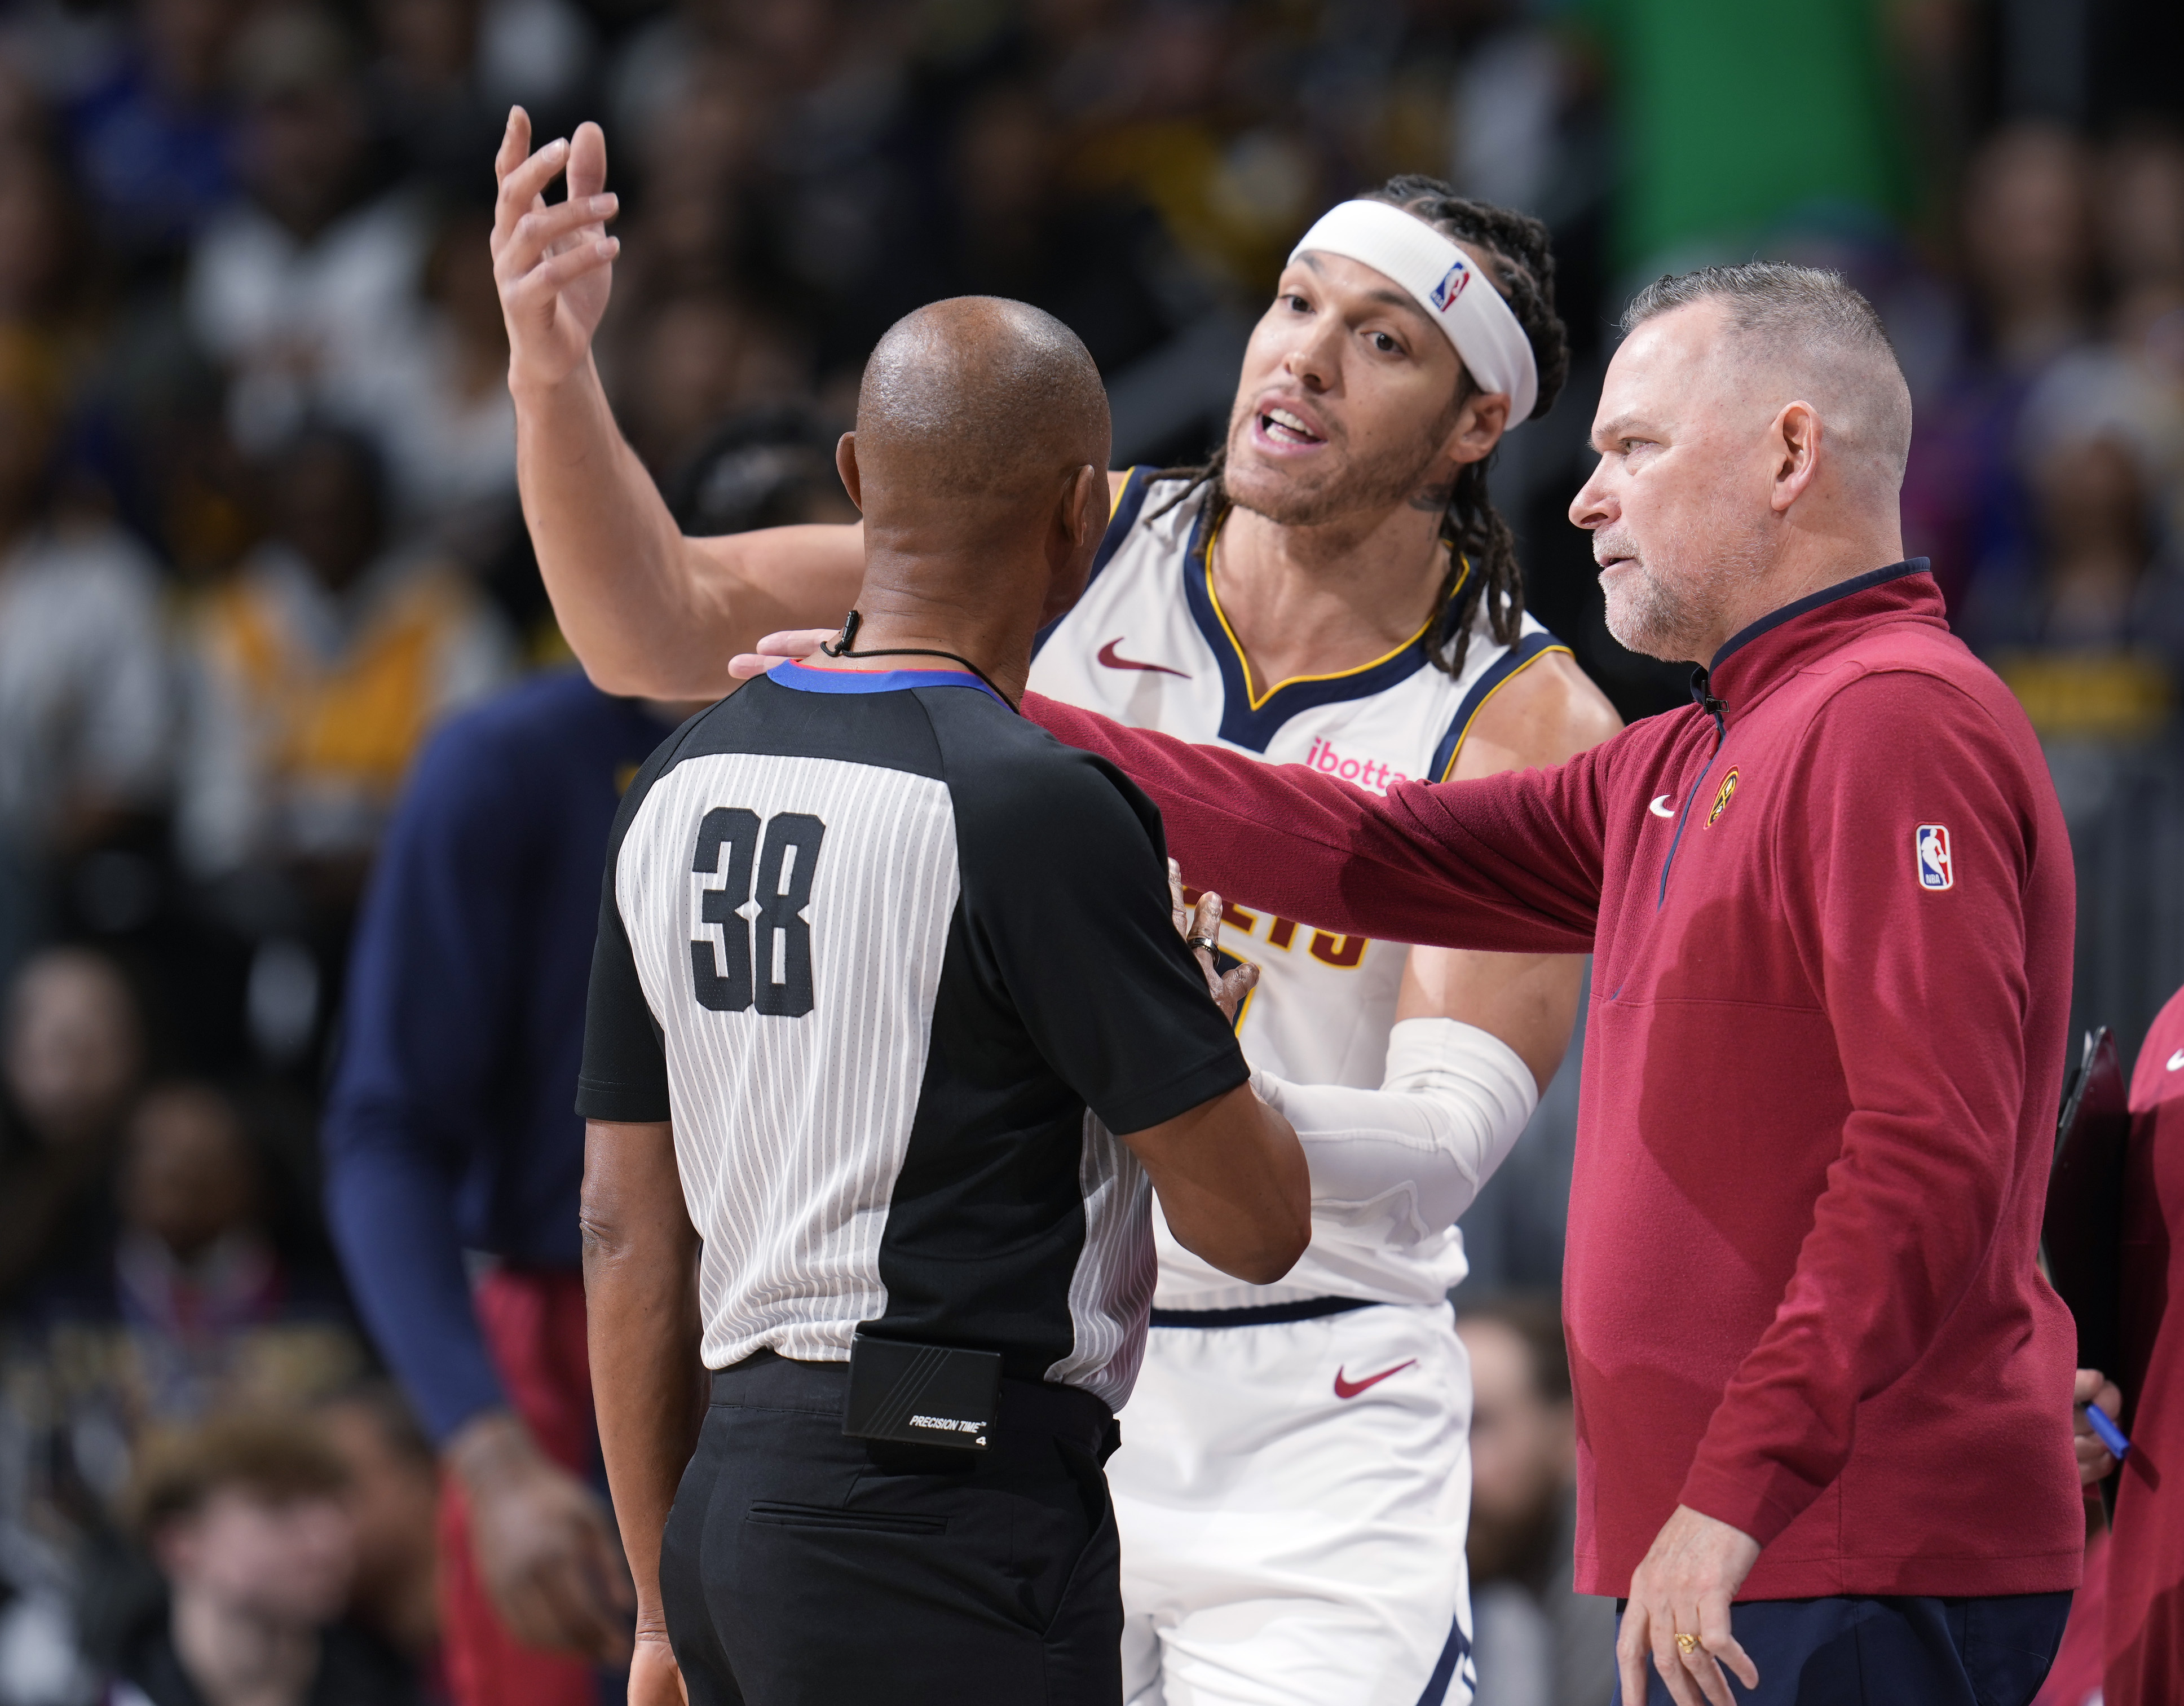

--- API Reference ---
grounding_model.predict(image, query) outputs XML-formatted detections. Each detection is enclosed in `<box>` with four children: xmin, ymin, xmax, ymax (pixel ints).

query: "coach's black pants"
<box><xmin>661</xmin><ymin>1350</ymin><xmax>1123</xmax><ymax>1706</ymax></box>
<box><xmin>1620</xmin><ymin>1590</ymin><xmax>2072</xmax><ymax>1705</ymax></box>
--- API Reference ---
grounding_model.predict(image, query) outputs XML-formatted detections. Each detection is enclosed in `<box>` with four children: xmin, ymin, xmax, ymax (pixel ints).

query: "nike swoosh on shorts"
<box><xmin>1333</xmin><ymin>1359</ymin><xmax>1417</xmax><ymax>1400</ymax></box>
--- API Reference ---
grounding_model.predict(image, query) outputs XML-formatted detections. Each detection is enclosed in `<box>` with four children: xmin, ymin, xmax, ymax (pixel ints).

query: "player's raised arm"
<box><xmin>493</xmin><ymin>108</ymin><xmax>865</xmax><ymax>699</ymax></box>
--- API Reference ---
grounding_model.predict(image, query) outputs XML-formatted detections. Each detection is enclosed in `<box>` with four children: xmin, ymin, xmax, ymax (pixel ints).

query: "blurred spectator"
<box><xmin>322</xmin><ymin>671</ymin><xmax>678</xmax><ymax>1706</ymax></box>
<box><xmin>185</xmin><ymin>8</ymin><xmax>428</xmax><ymax>457</ymax></box>
<box><xmin>1071</xmin><ymin>5</ymin><xmax>1313</xmax><ymax>300</ymax></box>
<box><xmin>0</xmin><ymin>139</ymin><xmax>106</xmax><ymax>363</ymax></box>
<box><xmin>61</xmin><ymin>0</ymin><xmax>243</xmax><ymax>269</ymax></box>
<box><xmin>1455</xmin><ymin>1297</ymin><xmax>1614</xmax><ymax>1706</ymax></box>
<box><xmin>315</xmin><ymin>1384</ymin><xmax>442</xmax><ymax>1683</ymax></box>
<box><xmin>113</xmin><ymin>1410</ymin><xmax>417</xmax><ymax>1706</ymax></box>
<box><xmin>609</xmin><ymin>45</ymin><xmax>764</xmax><ymax>304</ymax></box>
<box><xmin>341</xmin><ymin>205</ymin><xmax>517</xmax><ymax>543</ymax></box>
<box><xmin>1</xmin><ymin>1079</ymin><xmax>364</xmax><ymax>1648</ymax></box>
<box><xmin>1962</xmin><ymin>125</ymin><xmax>2095</xmax><ymax>369</ymax></box>
<box><xmin>365</xmin><ymin>0</ymin><xmax>591</xmax><ymax>201</ymax></box>
<box><xmin>613</xmin><ymin>292</ymin><xmax>806</xmax><ymax>476</ymax></box>
<box><xmin>1904</xmin><ymin>123</ymin><xmax>2095</xmax><ymax>610</ymax></box>
<box><xmin>2100</xmin><ymin>124</ymin><xmax>2184</xmax><ymax>342</ymax></box>
<box><xmin>942</xmin><ymin>80</ymin><xmax>1184</xmax><ymax>375</ymax></box>
<box><xmin>1962</xmin><ymin>420</ymin><xmax>2184</xmax><ymax>744</ymax></box>
<box><xmin>0</xmin><ymin>948</ymin><xmax>145</xmax><ymax>1306</ymax></box>
<box><xmin>659</xmin><ymin>405</ymin><xmax>858</xmax><ymax>536</ymax></box>
<box><xmin>99</xmin><ymin>1082</ymin><xmax>361</xmax><ymax>1422</ymax></box>
<box><xmin>0</xmin><ymin>329</ymin><xmax>170</xmax><ymax>973</ymax></box>
<box><xmin>177</xmin><ymin>422</ymin><xmax>509</xmax><ymax>900</ymax></box>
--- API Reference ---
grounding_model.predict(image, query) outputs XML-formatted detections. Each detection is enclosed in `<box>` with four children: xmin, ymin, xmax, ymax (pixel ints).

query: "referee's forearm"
<box><xmin>580</xmin><ymin>1119</ymin><xmax>705</xmax><ymax>1627</ymax></box>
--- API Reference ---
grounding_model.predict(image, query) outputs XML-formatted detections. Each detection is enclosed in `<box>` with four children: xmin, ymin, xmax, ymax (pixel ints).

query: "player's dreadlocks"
<box><xmin>1157</xmin><ymin>177</ymin><xmax>1570</xmax><ymax>678</ymax></box>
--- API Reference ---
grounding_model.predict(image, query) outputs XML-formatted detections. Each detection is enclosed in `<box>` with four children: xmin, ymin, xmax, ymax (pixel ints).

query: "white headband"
<box><xmin>1289</xmin><ymin>200</ymin><xmax>1539</xmax><ymax>427</ymax></box>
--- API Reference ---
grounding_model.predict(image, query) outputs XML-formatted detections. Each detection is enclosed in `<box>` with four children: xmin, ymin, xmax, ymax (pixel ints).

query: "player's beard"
<box><xmin>1221</xmin><ymin>391</ymin><xmax>1462</xmax><ymax>529</ymax></box>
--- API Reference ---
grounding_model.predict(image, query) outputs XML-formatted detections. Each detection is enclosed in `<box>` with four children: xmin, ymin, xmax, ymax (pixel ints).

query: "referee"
<box><xmin>573</xmin><ymin>298</ymin><xmax>1310</xmax><ymax>1706</ymax></box>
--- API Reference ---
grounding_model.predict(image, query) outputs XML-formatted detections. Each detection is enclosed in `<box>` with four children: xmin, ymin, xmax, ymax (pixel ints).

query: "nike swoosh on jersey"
<box><xmin>1333</xmin><ymin>1359</ymin><xmax>1417</xmax><ymax>1400</ymax></box>
<box><xmin>1096</xmin><ymin>638</ymin><xmax>1189</xmax><ymax>678</ymax></box>
<box><xmin>1649</xmin><ymin>794</ymin><xmax>1676</xmax><ymax>819</ymax></box>
<box><xmin>2168</xmin><ymin>1048</ymin><xmax>2184</xmax><ymax>1072</ymax></box>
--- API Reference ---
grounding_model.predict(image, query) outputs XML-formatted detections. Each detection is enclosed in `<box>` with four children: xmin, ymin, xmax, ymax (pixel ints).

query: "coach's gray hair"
<box><xmin>1622</xmin><ymin>263</ymin><xmax>1913</xmax><ymax>487</ymax></box>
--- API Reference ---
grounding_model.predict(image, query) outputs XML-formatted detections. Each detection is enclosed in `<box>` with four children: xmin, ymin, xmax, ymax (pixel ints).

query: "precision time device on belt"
<box><xmin>843</xmin><ymin>1331</ymin><xmax>1003</xmax><ymax>1451</ymax></box>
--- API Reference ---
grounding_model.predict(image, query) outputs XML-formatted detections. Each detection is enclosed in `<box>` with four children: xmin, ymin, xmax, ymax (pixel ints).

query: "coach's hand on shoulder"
<box><xmin>445</xmin><ymin>1409</ymin><xmax>637</xmax><ymax>1663</ymax></box>
<box><xmin>493</xmin><ymin>107</ymin><xmax>618</xmax><ymax>395</ymax></box>
<box><xmin>728</xmin><ymin>628</ymin><xmax>836</xmax><ymax>680</ymax></box>
<box><xmin>1618</xmin><ymin>1505</ymin><xmax>1761</xmax><ymax>1706</ymax></box>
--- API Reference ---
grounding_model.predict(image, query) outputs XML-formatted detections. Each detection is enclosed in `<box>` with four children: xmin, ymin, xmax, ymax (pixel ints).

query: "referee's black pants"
<box><xmin>661</xmin><ymin>1350</ymin><xmax>1123</xmax><ymax>1705</ymax></box>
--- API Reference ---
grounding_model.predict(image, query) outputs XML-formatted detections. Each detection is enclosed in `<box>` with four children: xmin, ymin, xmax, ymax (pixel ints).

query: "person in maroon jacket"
<box><xmin>925</xmin><ymin>264</ymin><xmax>2084</xmax><ymax>1706</ymax></box>
<box><xmin>2072</xmin><ymin>984</ymin><xmax>2184</xmax><ymax>1706</ymax></box>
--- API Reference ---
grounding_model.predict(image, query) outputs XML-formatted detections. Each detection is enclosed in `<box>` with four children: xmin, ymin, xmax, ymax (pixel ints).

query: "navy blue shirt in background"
<box><xmin>323</xmin><ymin>670</ymin><xmax>676</xmax><ymax>1444</ymax></box>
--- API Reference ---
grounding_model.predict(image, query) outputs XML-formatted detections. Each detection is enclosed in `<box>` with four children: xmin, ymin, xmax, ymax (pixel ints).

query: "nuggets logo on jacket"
<box><xmin>1430</xmin><ymin>260</ymin><xmax>1470</xmax><ymax>311</ymax></box>
<box><xmin>1706</xmin><ymin>768</ymin><xmax>1739</xmax><ymax>827</ymax></box>
<box><xmin>1916</xmin><ymin>824</ymin><xmax>1953</xmax><ymax>890</ymax></box>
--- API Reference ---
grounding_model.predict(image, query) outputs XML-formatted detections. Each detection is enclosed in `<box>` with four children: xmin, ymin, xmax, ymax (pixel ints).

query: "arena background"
<box><xmin>0</xmin><ymin>1</ymin><xmax>2174</xmax><ymax>1700</ymax></box>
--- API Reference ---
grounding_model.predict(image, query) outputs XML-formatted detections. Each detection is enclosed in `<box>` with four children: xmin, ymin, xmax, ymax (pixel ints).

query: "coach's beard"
<box><xmin>1598</xmin><ymin>525</ymin><xmax>1751</xmax><ymax>665</ymax></box>
<box><xmin>1599</xmin><ymin>549</ymin><xmax>1693</xmax><ymax>661</ymax></box>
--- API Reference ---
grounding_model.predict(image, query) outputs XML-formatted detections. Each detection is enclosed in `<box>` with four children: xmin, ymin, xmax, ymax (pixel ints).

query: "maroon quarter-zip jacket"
<box><xmin>1029</xmin><ymin>562</ymin><xmax>2082</xmax><ymax>1600</ymax></box>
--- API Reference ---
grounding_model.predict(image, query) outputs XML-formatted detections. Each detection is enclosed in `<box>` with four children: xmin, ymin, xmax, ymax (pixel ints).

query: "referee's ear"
<box><xmin>835</xmin><ymin>433</ymin><xmax>863</xmax><ymax>513</ymax></box>
<box><xmin>1042</xmin><ymin>462</ymin><xmax>1106</xmax><ymax>620</ymax></box>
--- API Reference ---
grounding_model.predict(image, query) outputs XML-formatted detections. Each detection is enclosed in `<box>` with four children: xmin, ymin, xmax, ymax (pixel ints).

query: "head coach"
<box><xmin>573</xmin><ymin>298</ymin><xmax>1309</xmax><ymax>1706</ymax></box>
<box><xmin>1023</xmin><ymin>264</ymin><xmax>2082</xmax><ymax>1706</ymax></box>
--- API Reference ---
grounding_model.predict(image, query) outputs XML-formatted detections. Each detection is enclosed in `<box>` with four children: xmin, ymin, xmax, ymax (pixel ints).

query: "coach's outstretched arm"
<box><xmin>492</xmin><ymin>109</ymin><xmax>865</xmax><ymax>698</ymax></box>
<box><xmin>1029</xmin><ymin>692</ymin><xmax>1611</xmax><ymax>956</ymax></box>
<box><xmin>580</xmin><ymin>1118</ymin><xmax>705</xmax><ymax>1706</ymax></box>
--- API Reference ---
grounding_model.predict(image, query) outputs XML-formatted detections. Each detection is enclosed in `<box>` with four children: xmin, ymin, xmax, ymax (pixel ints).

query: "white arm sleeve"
<box><xmin>1251</xmin><ymin>1016</ymin><xmax>1539</xmax><ymax>1248</ymax></box>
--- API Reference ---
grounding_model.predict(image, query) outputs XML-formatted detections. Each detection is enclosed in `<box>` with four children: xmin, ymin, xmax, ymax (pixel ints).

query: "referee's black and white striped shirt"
<box><xmin>576</xmin><ymin>661</ymin><xmax>1248</xmax><ymax>1408</ymax></box>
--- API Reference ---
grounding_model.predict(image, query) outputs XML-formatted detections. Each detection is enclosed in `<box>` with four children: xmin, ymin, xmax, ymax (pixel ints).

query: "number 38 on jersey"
<box><xmin>690</xmin><ymin>807</ymin><xmax>827</xmax><ymax>1016</ymax></box>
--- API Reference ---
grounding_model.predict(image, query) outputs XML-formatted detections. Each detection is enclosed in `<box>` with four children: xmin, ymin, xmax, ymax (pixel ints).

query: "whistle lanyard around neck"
<box><xmin>817</xmin><ymin>610</ymin><xmax>1020</xmax><ymax>712</ymax></box>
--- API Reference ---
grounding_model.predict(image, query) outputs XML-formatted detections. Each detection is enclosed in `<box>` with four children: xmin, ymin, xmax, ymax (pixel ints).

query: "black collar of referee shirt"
<box><xmin>1688</xmin><ymin>558</ymin><xmax>1934</xmax><ymax>727</ymax></box>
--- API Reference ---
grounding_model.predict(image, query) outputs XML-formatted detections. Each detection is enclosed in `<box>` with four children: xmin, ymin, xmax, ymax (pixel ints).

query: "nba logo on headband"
<box><xmin>1289</xmin><ymin>200</ymin><xmax>1539</xmax><ymax>425</ymax></box>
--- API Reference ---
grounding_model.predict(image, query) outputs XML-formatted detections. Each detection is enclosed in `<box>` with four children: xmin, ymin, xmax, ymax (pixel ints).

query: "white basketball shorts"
<box><xmin>1112</xmin><ymin>1299</ymin><xmax>1475</xmax><ymax>1706</ymax></box>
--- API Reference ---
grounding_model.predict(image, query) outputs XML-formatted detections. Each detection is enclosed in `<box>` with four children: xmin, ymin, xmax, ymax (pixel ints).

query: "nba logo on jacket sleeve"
<box><xmin>1916</xmin><ymin>824</ymin><xmax>1953</xmax><ymax>890</ymax></box>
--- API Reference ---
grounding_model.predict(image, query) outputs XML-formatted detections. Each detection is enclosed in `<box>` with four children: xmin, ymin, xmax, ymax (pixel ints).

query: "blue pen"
<box><xmin>2086</xmin><ymin>1401</ymin><xmax>2131</xmax><ymax>1461</ymax></box>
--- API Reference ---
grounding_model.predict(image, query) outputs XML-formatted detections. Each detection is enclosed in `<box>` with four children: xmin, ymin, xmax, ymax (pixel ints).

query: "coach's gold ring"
<box><xmin>1187</xmin><ymin>934</ymin><xmax>1218</xmax><ymax>953</ymax></box>
<box><xmin>1675</xmin><ymin>1633</ymin><xmax>1701</xmax><ymax>1655</ymax></box>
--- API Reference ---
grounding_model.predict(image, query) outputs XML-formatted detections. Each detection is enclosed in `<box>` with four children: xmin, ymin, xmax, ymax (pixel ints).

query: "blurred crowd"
<box><xmin>0</xmin><ymin>0</ymin><xmax>2170</xmax><ymax>1701</ymax></box>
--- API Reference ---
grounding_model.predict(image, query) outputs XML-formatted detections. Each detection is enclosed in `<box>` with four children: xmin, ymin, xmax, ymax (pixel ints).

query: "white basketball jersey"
<box><xmin>1030</xmin><ymin>470</ymin><xmax>1569</xmax><ymax>1310</ymax></box>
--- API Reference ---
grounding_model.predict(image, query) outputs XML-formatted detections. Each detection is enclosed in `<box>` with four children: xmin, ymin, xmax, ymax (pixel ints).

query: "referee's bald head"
<box><xmin>853</xmin><ymin>298</ymin><xmax>1110</xmax><ymax>512</ymax></box>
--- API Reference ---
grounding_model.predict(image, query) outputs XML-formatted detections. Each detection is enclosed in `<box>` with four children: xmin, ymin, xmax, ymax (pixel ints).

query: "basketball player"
<box><xmin>493</xmin><ymin>109</ymin><xmax>1620</xmax><ymax>1705</ymax></box>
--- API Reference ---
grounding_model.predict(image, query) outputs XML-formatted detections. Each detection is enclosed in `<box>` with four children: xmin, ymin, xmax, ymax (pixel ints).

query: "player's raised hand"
<box><xmin>493</xmin><ymin>107</ymin><xmax>619</xmax><ymax>393</ymax></box>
